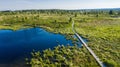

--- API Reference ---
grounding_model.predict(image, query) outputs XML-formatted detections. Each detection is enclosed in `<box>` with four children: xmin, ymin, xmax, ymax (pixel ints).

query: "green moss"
<box><xmin>28</xmin><ymin>45</ymin><xmax>99</xmax><ymax>67</ymax></box>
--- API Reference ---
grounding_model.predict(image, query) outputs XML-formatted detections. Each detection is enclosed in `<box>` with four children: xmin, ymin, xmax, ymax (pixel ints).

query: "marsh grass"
<box><xmin>0</xmin><ymin>11</ymin><xmax>120</xmax><ymax>66</ymax></box>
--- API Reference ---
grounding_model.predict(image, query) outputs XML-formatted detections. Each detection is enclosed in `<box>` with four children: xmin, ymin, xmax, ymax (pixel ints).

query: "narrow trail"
<box><xmin>72</xmin><ymin>21</ymin><xmax>104</xmax><ymax>67</ymax></box>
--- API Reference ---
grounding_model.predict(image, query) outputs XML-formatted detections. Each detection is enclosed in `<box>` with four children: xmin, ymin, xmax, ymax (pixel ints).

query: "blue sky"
<box><xmin>0</xmin><ymin>0</ymin><xmax>120</xmax><ymax>10</ymax></box>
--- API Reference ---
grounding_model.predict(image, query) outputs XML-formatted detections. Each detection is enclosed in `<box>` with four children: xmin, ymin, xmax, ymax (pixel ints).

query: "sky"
<box><xmin>0</xmin><ymin>0</ymin><xmax>120</xmax><ymax>10</ymax></box>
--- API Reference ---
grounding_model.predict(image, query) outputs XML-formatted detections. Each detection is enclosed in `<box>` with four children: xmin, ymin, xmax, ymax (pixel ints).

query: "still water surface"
<box><xmin>0</xmin><ymin>28</ymin><xmax>73</xmax><ymax>67</ymax></box>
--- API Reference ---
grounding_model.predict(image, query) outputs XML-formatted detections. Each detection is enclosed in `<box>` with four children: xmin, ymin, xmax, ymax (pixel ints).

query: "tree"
<box><xmin>109</xmin><ymin>10</ymin><xmax>113</xmax><ymax>15</ymax></box>
<box><xmin>54</xmin><ymin>20</ymin><xmax>57</xmax><ymax>23</ymax></box>
<box><xmin>96</xmin><ymin>14</ymin><xmax>99</xmax><ymax>17</ymax></box>
<box><xmin>69</xmin><ymin>17</ymin><xmax>73</xmax><ymax>22</ymax></box>
<box><xmin>118</xmin><ymin>11</ymin><xmax>120</xmax><ymax>15</ymax></box>
<box><xmin>75</xmin><ymin>13</ymin><xmax>77</xmax><ymax>17</ymax></box>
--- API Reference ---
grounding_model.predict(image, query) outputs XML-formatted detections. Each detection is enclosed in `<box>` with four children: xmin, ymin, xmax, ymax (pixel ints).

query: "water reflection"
<box><xmin>0</xmin><ymin>28</ymin><xmax>73</xmax><ymax>67</ymax></box>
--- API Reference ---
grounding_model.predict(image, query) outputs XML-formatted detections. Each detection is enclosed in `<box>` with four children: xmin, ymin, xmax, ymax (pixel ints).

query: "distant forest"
<box><xmin>0</xmin><ymin>8</ymin><xmax>120</xmax><ymax>16</ymax></box>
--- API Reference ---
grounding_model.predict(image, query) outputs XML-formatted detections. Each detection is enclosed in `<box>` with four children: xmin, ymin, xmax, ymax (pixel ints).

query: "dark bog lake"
<box><xmin>0</xmin><ymin>28</ymin><xmax>74</xmax><ymax>67</ymax></box>
<box><xmin>0</xmin><ymin>28</ymin><xmax>87</xmax><ymax>67</ymax></box>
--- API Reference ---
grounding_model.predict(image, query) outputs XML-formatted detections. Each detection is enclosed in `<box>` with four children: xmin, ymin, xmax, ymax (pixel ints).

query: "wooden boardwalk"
<box><xmin>72</xmin><ymin>21</ymin><xmax>104</xmax><ymax>67</ymax></box>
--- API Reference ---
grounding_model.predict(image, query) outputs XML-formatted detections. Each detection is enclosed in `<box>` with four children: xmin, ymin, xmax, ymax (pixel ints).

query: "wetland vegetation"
<box><xmin>0</xmin><ymin>9</ymin><xmax>120</xmax><ymax>67</ymax></box>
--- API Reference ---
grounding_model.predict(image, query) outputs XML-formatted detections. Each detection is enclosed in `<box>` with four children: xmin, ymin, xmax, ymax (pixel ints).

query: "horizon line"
<box><xmin>0</xmin><ymin>7</ymin><xmax>120</xmax><ymax>11</ymax></box>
